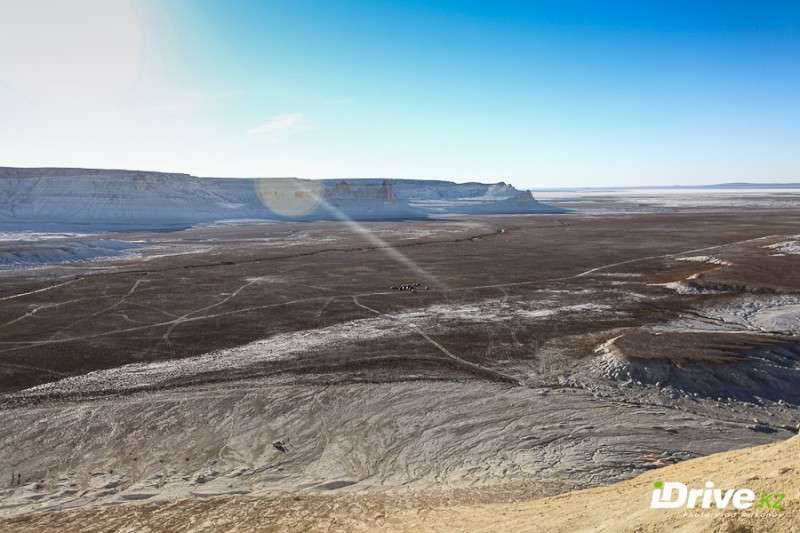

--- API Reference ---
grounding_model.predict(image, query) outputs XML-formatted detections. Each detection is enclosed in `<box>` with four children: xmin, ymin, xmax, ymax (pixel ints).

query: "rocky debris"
<box><xmin>764</xmin><ymin>238</ymin><xmax>800</xmax><ymax>255</ymax></box>
<box><xmin>591</xmin><ymin>335</ymin><xmax>800</xmax><ymax>404</ymax></box>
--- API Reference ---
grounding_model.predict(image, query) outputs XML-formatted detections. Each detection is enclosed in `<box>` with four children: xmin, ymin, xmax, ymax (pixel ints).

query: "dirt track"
<box><xmin>2</xmin><ymin>205</ymin><xmax>800</xmax><ymax>523</ymax></box>
<box><xmin>3</xmin><ymin>213</ymin><xmax>800</xmax><ymax>394</ymax></box>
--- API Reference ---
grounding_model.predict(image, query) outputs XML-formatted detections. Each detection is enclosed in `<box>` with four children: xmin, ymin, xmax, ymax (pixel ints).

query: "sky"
<box><xmin>0</xmin><ymin>0</ymin><xmax>798</xmax><ymax>188</ymax></box>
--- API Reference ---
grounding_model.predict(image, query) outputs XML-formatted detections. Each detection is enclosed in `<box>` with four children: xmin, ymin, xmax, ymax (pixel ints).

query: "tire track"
<box><xmin>351</xmin><ymin>296</ymin><xmax>520</xmax><ymax>386</ymax></box>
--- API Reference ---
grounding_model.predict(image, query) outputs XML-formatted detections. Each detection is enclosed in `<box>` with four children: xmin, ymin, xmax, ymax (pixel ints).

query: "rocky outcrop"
<box><xmin>379</xmin><ymin>179</ymin><xmax>563</xmax><ymax>215</ymax></box>
<box><xmin>0</xmin><ymin>168</ymin><xmax>561</xmax><ymax>229</ymax></box>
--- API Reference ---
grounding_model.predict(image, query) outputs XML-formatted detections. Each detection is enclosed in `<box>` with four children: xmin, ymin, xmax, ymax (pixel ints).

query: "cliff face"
<box><xmin>0</xmin><ymin>168</ymin><xmax>561</xmax><ymax>229</ymax></box>
<box><xmin>0</xmin><ymin>168</ymin><xmax>252</xmax><ymax>226</ymax></box>
<box><xmin>339</xmin><ymin>179</ymin><xmax>562</xmax><ymax>215</ymax></box>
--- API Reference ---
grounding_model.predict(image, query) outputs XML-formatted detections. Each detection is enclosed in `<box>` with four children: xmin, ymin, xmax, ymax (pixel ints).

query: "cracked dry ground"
<box><xmin>1</xmin><ymin>212</ymin><xmax>800</xmax><ymax>525</ymax></box>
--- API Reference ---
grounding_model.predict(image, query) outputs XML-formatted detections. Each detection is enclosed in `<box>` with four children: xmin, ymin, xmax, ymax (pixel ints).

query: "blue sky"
<box><xmin>1</xmin><ymin>0</ymin><xmax>798</xmax><ymax>187</ymax></box>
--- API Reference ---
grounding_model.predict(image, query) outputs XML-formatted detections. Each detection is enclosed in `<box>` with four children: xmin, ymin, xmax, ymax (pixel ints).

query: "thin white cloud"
<box><xmin>247</xmin><ymin>113</ymin><xmax>309</xmax><ymax>138</ymax></box>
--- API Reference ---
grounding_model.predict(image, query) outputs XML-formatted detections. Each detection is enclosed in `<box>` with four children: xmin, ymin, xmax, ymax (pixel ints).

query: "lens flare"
<box><xmin>255</xmin><ymin>177</ymin><xmax>444</xmax><ymax>288</ymax></box>
<box><xmin>255</xmin><ymin>178</ymin><xmax>323</xmax><ymax>217</ymax></box>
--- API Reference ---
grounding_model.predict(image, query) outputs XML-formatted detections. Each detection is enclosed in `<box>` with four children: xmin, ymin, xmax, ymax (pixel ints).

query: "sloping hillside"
<box><xmin>3</xmin><ymin>436</ymin><xmax>797</xmax><ymax>532</ymax></box>
<box><xmin>388</xmin><ymin>436</ymin><xmax>800</xmax><ymax>532</ymax></box>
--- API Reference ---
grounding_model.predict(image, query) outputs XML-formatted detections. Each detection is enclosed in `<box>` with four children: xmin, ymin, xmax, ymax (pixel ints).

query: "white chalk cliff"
<box><xmin>0</xmin><ymin>167</ymin><xmax>562</xmax><ymax>229</ymax></box>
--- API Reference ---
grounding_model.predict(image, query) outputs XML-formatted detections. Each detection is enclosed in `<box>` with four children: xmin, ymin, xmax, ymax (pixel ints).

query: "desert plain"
<box><xmin>1</xmin><ymin>189</ymin><xmax>800</xmax><ymax>531</ymax></box>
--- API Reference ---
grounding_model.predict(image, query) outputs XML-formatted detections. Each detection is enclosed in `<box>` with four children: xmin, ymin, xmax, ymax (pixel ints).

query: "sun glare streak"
<box><xmin>255</xmin><ymin>178</ymin><xmax>445</xmax><ymax>289</ymax></box>
<box><xmin>255</xmin><ymin>178</ymin><xmax>323</xmax><ymax>217</ymax></box>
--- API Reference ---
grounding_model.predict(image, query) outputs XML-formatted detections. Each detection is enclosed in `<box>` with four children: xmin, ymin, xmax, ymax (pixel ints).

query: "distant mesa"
<box><xmin>0</xmin><ymin>167</ymin><xmax>564</xmax><ymax>229</ymax></box>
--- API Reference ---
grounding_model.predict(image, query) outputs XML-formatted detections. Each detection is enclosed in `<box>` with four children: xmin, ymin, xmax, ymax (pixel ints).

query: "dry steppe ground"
<box><xmin>5</xmin><ymin>435</ymin><xmax>797</xmax><ymax>532</ymax></box>
<box><xmin>1</xmin><ymin>193</ymin><xmax>800</xmax><ymax>530</ymax></box>
<box><xmin>3</xmin><ymin>212</ymin><xmax>800</xmax><ymax>394</ymax></box>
